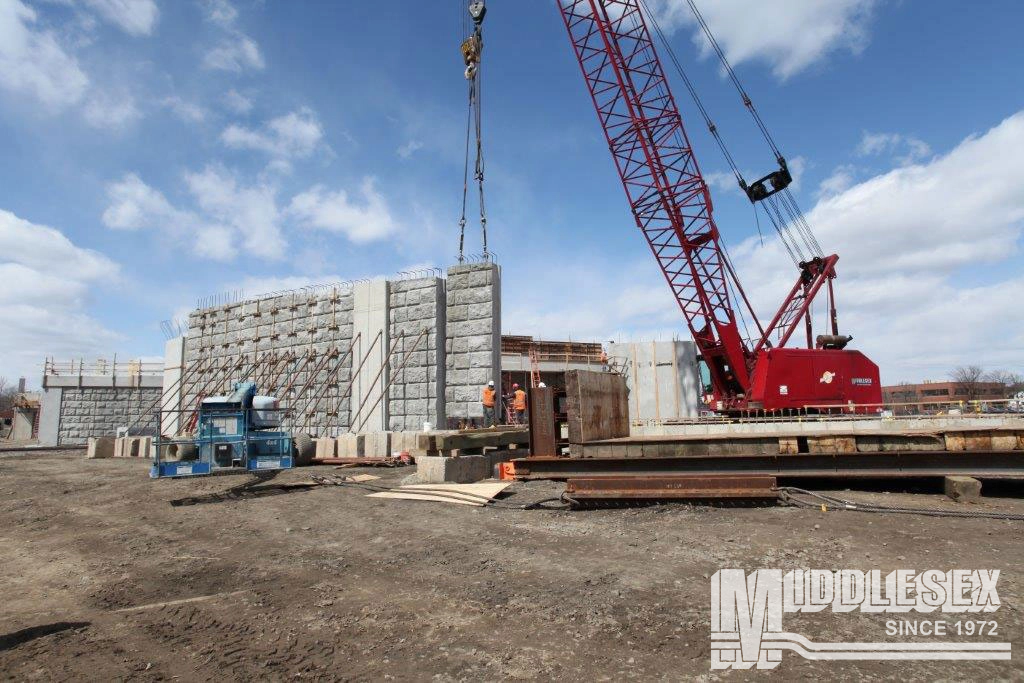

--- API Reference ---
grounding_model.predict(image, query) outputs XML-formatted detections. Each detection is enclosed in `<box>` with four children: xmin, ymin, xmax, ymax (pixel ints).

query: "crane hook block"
<box><xmin>742</xmin><ymin>160</ymin><xmax>793</xmax><ymax>204</ymax></box>
<box><xmin>469</xmin><ymin>1</ymin><xmax>486</xmax><ymax>25</ymax></box>
<box><xmin>461</xmin><ymin>35</ymin><xmax>481</xmax><ymax>79</ymax></box>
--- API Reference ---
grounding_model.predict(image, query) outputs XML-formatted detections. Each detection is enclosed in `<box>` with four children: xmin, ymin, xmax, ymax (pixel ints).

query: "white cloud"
<box><xmin>195</xmin><ymin>224</ymin><xmax>234</xmax><ymax>261</ymax></box>
<box><xmin>198</xmin><ymin>0</ymin><xmax>262</xmax><ymax>72</ymax></box>
<box><xmin>161</xmin><ymin>95</ymin><xmax>205</xmax><ymax>123</ymax></box>
<box><xmin>203</xmin><ymin>34</ymin><xmax>263</xmax><ymax>72</ymax></box>
<box><xmin>0</xmin><ymin>208</ymin><xmax>122</xmax><ymax>381</ymax></box>
<box><xmin>397</xmin><ymin>140</ymin><xmax>423</xmax><ymax>159</ymax></box>
<box><xmin>650</xmin><ymin>0</ymin><xmax>878</xmax><ymax>79</ymax></box>
<box><xmin>288</xmin><ymin>178</ymin><xmax>398</xmax><ymax>243</ymax></box>
<box><xmin>221</xmin><ymin>108</ymin><xmax>324</xmax><ymax>158</ymax></box>
<box><xmin>185</xmin><ymin>165</ymin><xmax>286</xmax><ymax>260</ymax></box>
<box><xmin>83</xmin><ymin>90</ymin><xmax>140</xmax><ymax>129</ymax></box>
<box><xmin>731</xmin><ymin>111</ymin><xmax>1024</xmax><ymax>380</ymax></box>
<box><xmin>858</xmin><ymin>131</ymin><xmax>932</xmax><ymax>165</ymax></box>
<box><xmin>81</xmin><ymin>0</ymin><xmax>158</xmax><ymax>36</ymax></box>
<box><xmin>102</xmin><ymin>170</ymin><xmax>285</xmax><ymax>261</ymax></box>
<box><xmin>0</xmin><ymin>0</ymin><xmax>89</xmax><ymax>107</ymax></box>
<box><xmin>200</xmin><ymin>0</ymin><xmax>237</xmax><ymax>26</ymax></box>
<box><xmin>817</xmin><ymin>164</ymin><xmax>857</xmax><ymax>199</ymax></box>
<box><xmin>223</xmin><ymin>88</ymin><xmax>252</xmax><ymax>114</ymax></box>
<box><xmin>102</xmin><ymin>173</ymin><xmax>182</xmax><ymax>229</ymax></box>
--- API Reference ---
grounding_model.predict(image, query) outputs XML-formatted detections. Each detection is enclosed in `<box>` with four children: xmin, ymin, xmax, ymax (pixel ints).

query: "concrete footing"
<box><xmin>414</xmin><ymin>449</ymin><xmax>517</xmax><ymax>484</ymax></box>
<box><xmin>417</xmin><ymin>455</ymin><xmax>490</xmax><ymax>484</ymax></box>
<box><xmin>944</xmin><ymin>476</ymin><xmax>982</xmax><ymax>502</ymax></box>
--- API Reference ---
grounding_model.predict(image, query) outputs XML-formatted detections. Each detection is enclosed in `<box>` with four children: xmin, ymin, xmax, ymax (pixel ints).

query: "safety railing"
<box><xmin>44</xmin><ymin>356</ymin><xmax>165</xmax><ymax>377</ymax></box>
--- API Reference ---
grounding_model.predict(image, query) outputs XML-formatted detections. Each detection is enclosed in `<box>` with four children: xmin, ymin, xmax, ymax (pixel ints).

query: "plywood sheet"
<box><xmin>367</xmin><ymin>482</ymin><xmax>511</xmax><ymax>507</ymax></box>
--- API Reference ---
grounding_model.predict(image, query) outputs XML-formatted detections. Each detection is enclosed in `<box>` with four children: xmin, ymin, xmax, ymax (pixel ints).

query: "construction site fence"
<box><xmin>638</xmin><ymin>398</ymin><xmax>1024</xmax><ymax>427</ymax></box>
<box><xmin>44</xmin><ymin>357</ymin><xmax>164</xmax><ymax>378</ymax></box>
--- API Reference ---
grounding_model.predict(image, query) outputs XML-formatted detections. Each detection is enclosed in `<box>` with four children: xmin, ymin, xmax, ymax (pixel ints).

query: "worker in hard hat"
<box><xmin>512</xmin><ymin>383</ymin><xmax>527</xmax><ymax>424</ymax></box>
<box><xmin>481</xmin><ymin>380</ymin><xmax>496</xmax><ymax>427</ymax></box>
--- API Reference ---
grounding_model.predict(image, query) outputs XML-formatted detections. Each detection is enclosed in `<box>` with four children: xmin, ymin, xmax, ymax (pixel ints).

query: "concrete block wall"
<box><xmin>388</xmin><ymin>277</ymin><xmax>446</xmax><ymax>431</ymax></box>
<box><xmin>57</xmin><ymin>387</ymin><xmax>161</xmax><ymax>445</ymax></box>
<box><xmin>183</xmin><ymin>287</ymin><xmax>355</xmax><ymax>436</ymax></box>
<box><xmin>607</xmin><ymin>340</ymin><xmax>700</xmax><ymax>424</ymax></box>
<box><xmin>178</xmin><ymin>266</ymin><xmax>501</xmax><ymax>435</ymax></box>
<box><xmin>445</xmin><ymin>262</ymin><xmax>502</xmax><ymax>422</ymax></box>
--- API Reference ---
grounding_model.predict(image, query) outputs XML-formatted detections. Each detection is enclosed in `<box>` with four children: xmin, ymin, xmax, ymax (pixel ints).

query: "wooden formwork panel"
<box><xmin>565</xmin><ymin>370</ymin><xmax>630</xmax><ymax>444</ymax></box>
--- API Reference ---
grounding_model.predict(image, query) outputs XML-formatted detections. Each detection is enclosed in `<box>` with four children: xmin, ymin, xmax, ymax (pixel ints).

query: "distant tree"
<box><xmin>985</xmin><ymin>370</ymin><xmax>1024</xmax><ymax>397</ymax></box>
<box><xmin>0</xmin><ymin>377</ymin><xmax>16</xmax><ymax>413</ymax></box>
<box><xmin>950</xmin><ymin>366</ymin><xmax>986</xmax><ymax>402</ymax></box>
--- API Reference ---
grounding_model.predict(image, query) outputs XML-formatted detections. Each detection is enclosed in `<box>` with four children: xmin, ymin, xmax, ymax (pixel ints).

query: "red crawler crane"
<box><xmin>553</xmin><ymin>0</ymin><xmax>881</xmax><ymax>413</ymax></box>
<box><xmin>460</xmin><ymin>0</ymin><xmax>881</xmax><ymax>413</ymax></box>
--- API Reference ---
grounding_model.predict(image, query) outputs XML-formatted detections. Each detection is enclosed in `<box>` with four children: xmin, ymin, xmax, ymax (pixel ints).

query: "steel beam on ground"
<box><xmin>565</xmin><ymin>475</ymin><xmax>778</xmax><ymax>503</ymax></box>
<box><xmin>511</xmin><ymin>451</ymin><xmax>1024</xmax><ymax>481</ymax></box>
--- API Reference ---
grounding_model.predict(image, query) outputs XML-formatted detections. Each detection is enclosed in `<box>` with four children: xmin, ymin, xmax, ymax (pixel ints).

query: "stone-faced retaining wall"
<box><xmin>57</xmin><ymin>387</ymin><xmax>161</xmax><ymax>445</ymax></box>
<box><xmin>177</xmin><ymin>265</ymin><xmax>501</xmax><ymax>435</ymax></box>
<box><xmin>183</xmin><ymin>287</ymin><xmax>355</xmax><ymax>436</ymax></box>
<box><xmin>445</xmin><ymin>262</ymin><xmax>502</xmax><ymax>423</ymax></box>
<box><xmin>388</xmin><ymin>277</ymin><xmax>446</xmax><ymax>431</ymax></box>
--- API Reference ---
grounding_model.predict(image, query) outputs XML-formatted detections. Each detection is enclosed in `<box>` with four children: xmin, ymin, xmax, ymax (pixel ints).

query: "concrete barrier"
<box><xmin>337</xmin><ymin>433</ymin><xmax>366</xmax><ymax>458</ymax></box>
<box><xmin>86</xmin><ymin>437</ymin><xmax>115</xmax><ymax>459</ymax></box>
<box><xmin>364</xmin><ymin>432</ymin><xmax>392</xmax><ymax>457</ymax></box>
<box><xmin>315</xmin><ymin>438</ymin><xmax>337</xmax><ymax>459</ymax></box>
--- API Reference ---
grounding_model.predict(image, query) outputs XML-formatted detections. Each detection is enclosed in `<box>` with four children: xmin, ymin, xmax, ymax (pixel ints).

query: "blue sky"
<box><xmin>1</xmin><ymin>0</ymin><xmax>1023</xmax><ymax>387</ymax></box>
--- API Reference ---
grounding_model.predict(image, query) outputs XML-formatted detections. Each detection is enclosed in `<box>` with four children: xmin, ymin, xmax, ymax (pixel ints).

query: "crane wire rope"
<box><xmin>685</xmin><ymin>0</ymin><xmax>826</xmax><ymax>261</ymax></box>
<box><xmin>638</xmin><ymin>0</ymin><xmax>812</xmax><ymax>268</ymax></box>
<box><xmin>456</xmin><ymin>1</ymin><xmax>489</xmax><ymax>263</ymax></box>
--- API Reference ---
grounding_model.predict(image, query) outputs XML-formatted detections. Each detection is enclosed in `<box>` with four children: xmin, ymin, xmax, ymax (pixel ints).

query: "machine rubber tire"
<box><xmin>293</xmin><ymin>433</ymin><xmax>315</xmax><ymax>466</ymax></box>
<box><xmin>177</xmin><ymin>443</ymin><xmax>198</xmax><ymax>462</ymax></box>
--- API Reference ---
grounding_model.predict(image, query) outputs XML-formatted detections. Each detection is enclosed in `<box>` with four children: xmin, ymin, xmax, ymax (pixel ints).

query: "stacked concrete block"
<box><xmin>363</xmin><ymin>431</ymin><xmax>393</xmax><ymax>457</ymax></box>
<box><xmin>337</xmin><ymin>433</ymin><xmax>366</xmax><ymax>458</ymax></box>
<box><xmin>57</xmin><ymin>387</ymin><xmax>161</xmax><ymax>445</ymax></box>
<box><xmin>86</xmin><ymin>437</ymin><xmax>115</xmax><ymax>459</ymax></box>
<box><xmin>182</xmin><ymin>286</ymin><xmax>356</xmax><ymax>437</ymax></box>
<box><xmin>388</xmin><ymin>277</ymin><xmax>447</xmax><ymax>431</ymax></box>
<box><xmin>112</xmin><ymin>436</ymin><xmax>152</xmax><ymax>458</ymax></box>
<box><xmin>445</xmin><ymin>262</ymin><xmax>502</xmax><ymax>423</ymax></box>
<box><xmin>315</xmin><ymin>437</ymin><xmax>336</xmax><ymax>459</ymax></box>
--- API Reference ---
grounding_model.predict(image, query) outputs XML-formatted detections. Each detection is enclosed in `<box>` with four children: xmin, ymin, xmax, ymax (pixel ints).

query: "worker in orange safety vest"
<box><xmin>481</xmin><ymin>380</ymin><xmax>496</xmax><ymax>427</ymax></box>
<box><xmin>512</xmin><ymin>383</ymin><xmax>527</xmax><ymax>425</ymax></box>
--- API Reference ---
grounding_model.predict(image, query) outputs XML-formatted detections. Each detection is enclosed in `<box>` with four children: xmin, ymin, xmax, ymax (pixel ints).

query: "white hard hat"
<box><xmin>538</xmin><ymin>382</ymin><xmax>547</xmax><ymax>388</ymax></box>
<box><xmin>487</xmin><ymin>380</ymin><xmax>494</xmax><ymax>386</ymax></box>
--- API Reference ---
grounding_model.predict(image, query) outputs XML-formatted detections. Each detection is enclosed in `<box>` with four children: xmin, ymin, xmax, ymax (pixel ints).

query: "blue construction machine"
<box><xmin>151</xmin><ymin>381</ymin><xmax>295</xmax><ymax>478</ymax></box>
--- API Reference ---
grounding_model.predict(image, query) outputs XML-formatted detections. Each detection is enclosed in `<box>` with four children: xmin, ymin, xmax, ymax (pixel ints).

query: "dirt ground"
<box><xmin>1</xmin><ymin>451</ymin><xmax>1022</xmax><ymax>681</ymax></box>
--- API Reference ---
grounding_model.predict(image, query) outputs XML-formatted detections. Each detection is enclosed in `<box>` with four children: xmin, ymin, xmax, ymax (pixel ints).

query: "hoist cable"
<box><xmin>781</xmin><ymin>189</ymin><xmax>824</xmax><ymax>257</ymax></box>
<box><xmin>764</xmin><ymin>196</ymin><xmax>804</xmax><ymax>265</ymax></box>
<box><xmin>456</xmin><ymin>2</ymin><xmax>488</xmax><ymax>261</ymax></box>
<box><xmin>684</xmin><ymin>0</ymin><xmax>830</xmax><ymax>264</ymax></box>
<box><xmin>685</xmin><ymin>0</ymin><xmax>783</xmax><ymax>160</ymax></box>
<box><xmin>473</xmin><ymin>65</ymin><xmax>489</xmax><ymax>257</ymax></box>
<box><xmin>457</xmin><ymin>80</ymin><xmax>473</xmax><ymax>262</ymax></box>
<box><xmin>640</xmin><ymin>0</ymin><xmax>745</xmax><ymax>187</ymax></box>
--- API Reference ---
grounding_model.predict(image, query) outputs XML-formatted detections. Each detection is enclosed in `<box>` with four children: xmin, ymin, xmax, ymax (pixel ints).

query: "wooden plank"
<box><xmin>565</xmin><ymin>370</ymin><xmax>630</xmax><ymax>444</ymax></box>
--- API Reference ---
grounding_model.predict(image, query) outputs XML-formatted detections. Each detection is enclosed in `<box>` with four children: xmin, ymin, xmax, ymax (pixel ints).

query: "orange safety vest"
<box><xmin>482</xmin><ymin>387</ymin><xmax>496</xmax><ymax>408</ymax></box>
<box><xmin>513</xmin><ymin>389</ymin><xmax>527</xmax><ymax>411</ymax></box>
